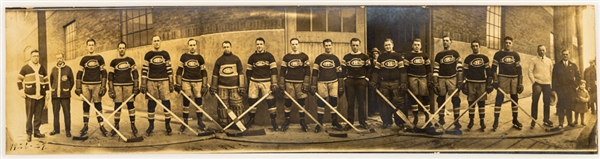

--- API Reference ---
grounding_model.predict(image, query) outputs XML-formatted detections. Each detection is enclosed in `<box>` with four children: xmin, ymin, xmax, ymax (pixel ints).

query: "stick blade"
<box><xmin>242</xmin><ymin>129</ymin><xmax>266</xmax><ymax>136</ymax></box>
<box><xmin>197</xmin><ymin>130</ymin><xmax>216</xmax><ymax>136</ymax></box>
<box><xmin>225</xmin><ymin>131</ymin><xmax>244</xmax><ymax>137</ymax></box>
<box><xmin>326</xmin><ymin>130</ymin><xmax>348</xmax><ymax>138</ymax></box>
<box><xmin>444</xmin><ymin>129</ymin><xmax>463</xmax><ymax>135</ymax></box>
<box><xmin>126</xmin><ymin>136</ymin><xmax>144</xmax><ymax>142</ymax></box>
<box><xmin>72</xmin><ymin>136</ymin><xmax>89</xmax><ymax>140</ymax></box>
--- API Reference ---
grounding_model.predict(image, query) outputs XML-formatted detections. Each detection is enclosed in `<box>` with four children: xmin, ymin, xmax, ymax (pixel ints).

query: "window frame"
<box><xmin>63</xmin><ymin>20</ymin><xmax>76</xmax><ymax>60</ymax></box>
<box><xmin>120</xmin><ymin>8</ymin><xmax>153</xmax><ymax>48</ymax></box>
<box><xmin>486</xmin><ymin>6</ymin><xmax>502</xmax><ymax>50</ymax></box>
<box><xmin>296</xmin><ymin>7</ymin><xmax>356</xmax><ymax>33</ymax></box>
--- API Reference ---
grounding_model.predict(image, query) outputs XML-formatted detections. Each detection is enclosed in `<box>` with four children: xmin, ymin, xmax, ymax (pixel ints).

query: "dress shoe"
<box><xmin>66</xmin><ymin>132</ymin><xmax>72</xmax><ymax>137</ymax></box>
<box><xmin>543</xmin><ymin>121</ymin><xmax>554</xmax><ymax>127</ymax></box>
<box><xmin>381</xmin><ymin>123</ymin><xmax>391</xmax><ymax>129</ymax></box>
<box><xmin>33</xmin><ymin>133</ymin><xmax>45</xmax><ymax>138</ymax></box>
<box><xmin>26</xmin><ymin>135</ymin><xmax>32</xmax><ymax>142</ymax></box>
<box><xmin>49</xmin><ymin>131</ymin><xmax>60</xmax><ymax>136</ymax></box>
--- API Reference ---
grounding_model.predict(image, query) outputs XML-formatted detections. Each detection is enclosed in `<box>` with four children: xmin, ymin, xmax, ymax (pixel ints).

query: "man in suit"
<box><xmin>584</xmin><ymin>59</ymin><xmax>596</xmax><ymax>115</ymax></box>
<box><xmin>552</xmin><ymin>50</ymin><xmax>582</xmax><ymax>129</ymax></box>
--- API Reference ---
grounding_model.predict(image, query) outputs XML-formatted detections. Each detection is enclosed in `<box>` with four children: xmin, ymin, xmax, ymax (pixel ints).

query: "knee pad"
<box><xmin>114</xmin><ymin>102</ymin><xmax>122</xmax><ymax>111</ymax></box>
<box><xmin>148</xmin><ymin>100</ymin><xmax>156</xmax><ymax>113</ymax></box>
<box><xmin>195</xmin><ymin>98</ymin><xmax>202</xmax><ymax>106</ymax></box>
<box><xmin>436</xmin><ymin>96</ymin><xmax>445</xmax><ymax>106</ymax></box>
<box><xmin>248</xmin><ymin>98</ymin><xmax>258</xmax><ymax>106</ymax></box>
<box><xmin>94</xmin><ymin>103</ymin><xmax>102</xmax><ymax>112</ymax></box>
<box><xmin>266</xmin><ymin>99</ymin><xmax>276</xmax><ymax>107</ymax></box>
<box><xmin>452</xmin><ymin>97</ymin><xmax>461</xmax><ymax>108</ymax></box>
<box><xmin>284</xmin><ymin>98</ymin><xmax>292</xmax><ymax>107</ymax></box>
<box><xmin>329</xmin><ymin>97</ymin><xmax>338</xmax><ymax>107</ymax></box>
<box><xmin>127</xmin><ymin>102</ymin><xmax>135</xmax><ymax>110</ymax></box>
<box><xmin>495</xmin><ymin>92</ymin><xmax>505</xmax><ymax>106</ymax></box>
<box><xmin>83</xmin><ymin>101</ymin><xmax>90</xmax><ymax>113</ymax></box>
<box><xmin>317</xmin><ymin>98</ymin><xmax>325</xmax><ymax>107</ymax></box>
<box><xmin>182</xmin><ymin>97</ymin><xmax>190</xmax><ymax>106</ymax></box>
<box><xmin>477</xmin><ymin>101</ymin><xmax>486</xmax><ymax>108</ymax></box>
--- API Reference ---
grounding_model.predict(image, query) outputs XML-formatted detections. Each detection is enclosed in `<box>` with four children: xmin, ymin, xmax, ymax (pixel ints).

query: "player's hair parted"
<box><xmin>350</xmin><ymin>38</ymin><xmax>361</xmax><ymax>43</ymax></box>
<box><xmin>222</xmin><ymin>40</ymin><xmax>232</xmax><ymax>47</ymax></box>
<box><xmin>290</xmin><ymin>38</ymin><xmax>300</xmax><ymax>43</ymax></box>
<box><xmin>117</xmin><ymin>41</ymin><xmax>127</xmax><ymax>48</ymax></box>
<box><xmin>256</xmin><ymin>37</ymin><xmax>266</xmax><ymax>44</ymax></box>
<box><xmin>322</xmin><ymin>39</ymin><xmax>333</xmax><ymax>45</ymax></box>
<box><xmin>188</xmin><ymin>38</ymin><xmax>197</xmax><ymax>44</ymax></box>
<box><xmin>86</xmin><ymin>38</ymin><xmax>96</xmax><ymax>45</ymax></box>
<box><xmin>471</xmin><ymin>40</ymin><xmax>480</xmax><ymax>45</ymax></box>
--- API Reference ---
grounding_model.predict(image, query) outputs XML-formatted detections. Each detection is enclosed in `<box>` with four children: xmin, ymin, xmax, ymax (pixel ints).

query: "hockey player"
<box><xmin>75</xmin><ymin>39</ymin><xmax>108</xmax><ymax>136</ymax></box>
<box><xmin>461</xmin><ymin>40</ymin><xmax>493</xmax><ymax>132</ymax></box>
<box><xmin>141</xmin><ymin>35</ymin><xmax>175</xmax><ymax>136</ymax></box>
<box><xmin>404</xmin><ymin>38</ymin><xmax>432</xmax><ymax>128</ymax></box>
<box><xmin>311</xmin><ymin>39</ymin><xmax>344</xmax><ymax>133</ymax></box>
<box><xmin>341</xmin><ymin>38</ymin><xmax>371</xmax><ymax>130</ymax></box>
<box><xmin>369</xmin><ymin>38</ymin><xmax>407</xmax><ymax>129</ymax></box>
<box><xmin>491</xmin><ymin>36</ymin><xmax>523</xmax><ymax>131</ymax></box>
<box><xmin>107</xmin><ymin>42</ymin><xmax>139</xmax><ymax>136</ymax></box>
<box><xmin>432</xmin><ymin>36</ymin><xmax>463</xmax><ymax>127</ymax></box>
<box><xmin>245</xmin><ymin>37</ymin><xmax>279</xmax><ymax>131</ymax></box>
<box><xmin>279</xmin><ymin>38</ymin><xmax>311</xmax><ymax>132</ymax></box>
<box><xmin>210</xmin><ymin>41</ymin><xmax>246</xmax><ymax>128</ymax></box>
<box><xmin>174</xmin><ymin>39</ymin><xmax>209</xmax><ymax>132</ymax></box>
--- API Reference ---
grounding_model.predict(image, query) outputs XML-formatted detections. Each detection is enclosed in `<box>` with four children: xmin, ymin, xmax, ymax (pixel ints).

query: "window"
<box><xmin>296</xmin><ymin>7</ymin><xmax>356</xmax><ymax>32</ymax></box>
<box><xmin>64</xmin><ymin>21</ymin><xmax>76</xmax><ymax>60</ymax></box>
<box><xmin>121</xmin><ymin>9</ymin><xmax>153</xmax><ymax>48</ymax></box>
<box><xmin>486</xmin><ymin>6</ymin><xmax>502</xmax><ymax>50</ymax></box>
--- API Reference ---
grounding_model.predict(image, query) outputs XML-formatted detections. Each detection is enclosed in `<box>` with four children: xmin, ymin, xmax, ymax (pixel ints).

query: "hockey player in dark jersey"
<box><xmin>491</xmin><ymin>36</ymin><xmax>523</xmax><ymax>131</ymax></box>
<box><xmin>175</xmin><ymin>39</ymin><xmax>209</xmax><ymax>132</ymax></box>
<box><xmin>279</xmin><ymin>38</ymin><xmax>311</xmax><ymax>132</ymax></box>
<box><xmin>141</xmin><ymin>35</ymin><xmax>175</xmax><ymax>136</ymax></box>
<box><xmin>245</xmin><ymin>37</ymin><xmax>279</xmax><ymax>131</ymax></box>
<box><xmin>461</xmin><ymin>40</ymin><xmax>494</xmax><ymax>132</ymax></box>
<box><xmin>211</xmin><ymin>41</ymin><xmax>246</xmax><ymax>128</ymax></box>
<box><xmin>341</xmin><ymin>38</ymin><xmax>371</xmax><ymax>130</ymax></box>
<box><xmin>405</xmin><ymin>38</ymin><xmax>432</xmax><ymax>128</ymax></box>
<box><xmin>311</xmin><ymin>39</ymin><xmax>344</xmax><ymax>133</ymax></box>
<box><xmin>107</xmin><ymin>42</ymin><xmax>139</xmax><ymax>136</ymax></box>
<box><xmin>370</xmin><ymin>38</ymin><xmax>407</xmax><ymax>129</ymax></box>
<box><xmin>75</xmin><ymin>39</ymin><xmax>108</xmax><ymax>136</ymax></box>
<box><xmin>432</xmin><ymin>36</ymin><xmax>463</xmax><ymax>127</ymax></box>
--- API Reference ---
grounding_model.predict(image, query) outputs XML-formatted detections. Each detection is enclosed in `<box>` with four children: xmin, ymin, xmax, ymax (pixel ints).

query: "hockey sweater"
<box><xmin>177</xmin><ymin>52</ymin><xmax>207</xmax><ymax>82</ymax></box>
<box><xmin>373</xmin><ymin>51</ymin><xmax>405</xmax><ymax>81</ymax></box>
<box><xmin>142</xmin><ymin>50</ymin><xmax>172</xmax><ymax>81</ymax></box>
<box><xmin>247</xmin><ymin>51</ymin><xmax>277</xmax><ymax>82</ymax></box>
<box><xmin>404</xmin><ymin>51</ymin><xmax>431</xmax><ymax>77</ymax></box>
<box><xmin>110</xmin><ymin>57</ymin><xmax>138</xmax><ymax>85</ymax></box>
<box><xmin>78</xmin><ymin>54</ymin><xmax>105</xmax><ymax>84</ymax></box>
<box><xmin>281</xmin><ymin>52</ymin><xmax>310</xmax><ymax>83</ymax></box>
<box><xmin>312</xmin><ymin>53</ymin><xmax>342</xmax><ymax>82</ymax></box>
<box><xmin>492</xmin><ymin>50</ymin><xmax>521</xmax><ymax>77</ymax></box>
<box><xmin>213</xmin><ymin>53</ymin><xmax>244</xmax><ymax>87</ymax></box>
<box><xmin>433</xmin><ymin>49</ymin><xmax>462</xmax><ymax>77</ymax></box>
<box><xmin>463</xmin><ymin>53</ymin><xmax>491</xmax><ymax>82</ymax></box>
<box><xmin>342</xmin><ymin>52</ymin><xmax>370</xmax><ymax>78</ymax></box>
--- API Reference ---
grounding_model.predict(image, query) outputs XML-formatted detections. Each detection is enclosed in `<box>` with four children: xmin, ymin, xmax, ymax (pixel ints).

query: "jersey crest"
<box><xmin>115</xmin><ymin>61</ymin><xmax>131</xmax><ymax>70</ymax></box>
<box><xmin>501</xmin><ymin>56</ymin><xmax>516</xmax><ymax>64</ymax></box>
<box><xmin>61</xmin><ymin>75</ymin><xmax>69</xmax><ymax>81</ymax></box>
<box><xmin>85</xmin><ymin>59</ymin><xmax>100</xmax><ymax>68</ymax></box>
<box><xmin>184</xmin><ymin>59</ymin><xmax>200</xmax><ymax>68</ymax></box>
<box><xmin>320</xmin><ymin>59</ymin><xmax>336</xmax><ymax>69</ymax></box>
<box><xmin>470</xmin><ymin>58</ymin><xmax>485</xmax><ymax>67</ymax></box>
<box><xmin>381</xmin><ymin>59</ymin><xmax>401</xmax><ymax>69</ymax></box>
<box><xmin>411</xmin><ymin>56</ymin><xmax>425</xmax><ymax>66</ymax></box>
<box><xmin>150</xmin><ymin>56</ymin><xmax>166</xmax><ymax>65</ymax></box>
<box><xmin>441</xmin><ymin>55</ymin><xmax>456</xmax><ymax>64</ymax></box>
<box><xmin>254</xmin><ymin>60</ymin><xmax>269</xmax><ymax>67</ymax></box>
<box><xmin>287</xmin><ymin>59</ymin><xmax>304</xmax><ymax>68</ymax></box>
<box><xmin>348</xmin><ymin>58</ymin><xmax>366</xmax><ymax>68</ymax></box>
<box><xmin>219</xmin><ymin>64</ymin><xmax>238</xmax><ymax>76</ymax></box>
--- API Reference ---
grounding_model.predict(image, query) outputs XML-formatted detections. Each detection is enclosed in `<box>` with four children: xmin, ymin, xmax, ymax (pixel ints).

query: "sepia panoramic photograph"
<box><xmin>3</xmin><ymin>1</ymin><xmax>599</xmax><ymax>157</ymax></box>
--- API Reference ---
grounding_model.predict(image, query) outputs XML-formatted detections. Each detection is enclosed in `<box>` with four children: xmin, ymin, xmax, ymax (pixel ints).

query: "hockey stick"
<box><xmin>315</xmin><ymin>93</ymin><xmax>375</xmax><ymax>134</ymax></box>
<box><xmin>80</xmin><ymin>95</ymin><xmax>143</xmax><ymax>142</ymax></box>
<box><xmin>223</xmin><ymin>91</ymin><xmax>272</xmax><ymax>131</ymax></box>
<box><xmin>283</xmin><ymin>90</ymin><xmax>325</xmax><ymax>129</ymax></box>
<box><xmin>496</xmin><ymin>88</ymin><xmax>561</xmax><ymax>132</ymax></box>
<box><xmin>180</xmin><ymin>91</ymin><xmax>222</xmax><ymax>135</ymax></box>
<box><xmin>214</xmin><ymin>93</ymin><xmax>247</xmax><ymax>132</ymax></box>
<box><xmin>73</xmin><ymin>94</ymin><xmax>136</xmax><ymax>140</ymax></box>
<box><xmin>407</xmin><ymin>89</ymin><xmax>438</xmax><ymax>125</ymax></box>
<box><xmin>443</xmin><ymin>92</ymin><xmax>488</xmax><ymax>134</ymax></box>
<box><xmin>420</xmin><ymin>89</ymin><xmax>460</xmax><ymax>129</ymax></box>
<box><xmin>146</xmin><ymin>93</ymin><xmax>208</xmax><ymax>137</ymax></box>
<box><xmin>371</xmin><ymin>88</ymin><xmax>414</xmax><ymax>128</ymax></box>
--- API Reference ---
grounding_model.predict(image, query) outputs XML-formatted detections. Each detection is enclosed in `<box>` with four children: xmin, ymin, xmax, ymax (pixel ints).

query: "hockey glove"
<box><xmin>75</xmin><ymin>88</ymin><xmax>82</xmax><ymax>96</ymax></box>
<box><xmin>456</xmin><ymin>80</ymin><xmax>464</xmax><ymax>90</ymax></box>
<box><xmin>238</xmin><ymin>87</ymin><xmax>247</xmax><ymax>96</ymax></box>
<box><xmin>309</xmin><ymin>85</ymin><xmax>317</xmax><ymax>95</ymax></box>
<box><xmin>486</xmin><ymin>85</ymin><xmax>494</xmax><ymax>94</ymax></box>
<box><xmin>132</xmin><ymin>86</ymin><xmax>140</xmax><ymax>95</ymax></box>
<box><xmin>140</xmin><ymin>86</ymin><xmax>147</xmax><ymax>94</ymax></box>
<box><xmin>201</xmin><ymin>84</ymin><xmax>209</xmax><ymax>96</ymax></box>
<box><xmin>369</xmin><ymin>81</ymin><xmax>378</xmax><ymax>90</ymax></box>
<box><xmin>209</xmin><ymin>87</ymin><xmax>218</xmax><ymax>96</ymax></box>
<box><xmin>99</xmin><ymin>87</ymin><xmax>107</xmax><ymax>97</ymax></box>
<box><xmin>462</xmin><ymin>83</ymin><xmax>469</xmax><ymax>95</ymax></box>
<box><xmin>271</xmin><ymin>84</ymin><xmax>280</xmax><ymax>93</ymax></box>
<box><xmin>517</xmin><ymin>84</ymin><xmax>524</xmax><ymax>94</ymax></box>
<box><xmin>492</xmin><ymin>81</ymin><xmax>499</xmax><ymax>89</ymax></box>
<box><xmin>399</xmin><ymin>83</ymin><xmax>408</xmax><ymax>95</ymax></box>
<box><xmin>169</xmin><ymin>82</ymin><xmax>174</xmax><ymax>93</ymax></box>
<box><xmin>174</xmin><ymin>84</ymin><xmax>181</xmax><ymax>93</ymax></box>
<box><xmin>108</xmin><ymin>88</ymin><xmax>116</xmax><ymax>99</ymax></box>
<box><xmin>338</xmin><ymin>87</ymin><xmax>344</xmax><ymax>96</ymax></box>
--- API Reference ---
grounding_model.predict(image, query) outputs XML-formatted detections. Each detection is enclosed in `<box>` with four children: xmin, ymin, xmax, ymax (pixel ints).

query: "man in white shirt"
<box><xmin>528</xmin><ymin>45</ymin><xmax>554</xmax><ymax>129</ymax></box>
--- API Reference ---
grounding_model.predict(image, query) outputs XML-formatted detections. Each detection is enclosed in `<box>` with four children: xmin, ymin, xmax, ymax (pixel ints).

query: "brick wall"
<box><xmin>432</xmin><ymin>6</ymin><xmax>487</xmax><ymax>46</ymax></box>
<box><xmin>504</xmin><ymin>6</ymin><xmax>554</xmax><ymax>56</ymax></box>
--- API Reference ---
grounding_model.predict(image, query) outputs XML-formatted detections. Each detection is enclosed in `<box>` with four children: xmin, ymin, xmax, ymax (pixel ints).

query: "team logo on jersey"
<box><xmin>348</xmin><ymin>58</ymin><xmax>366</xmax><ymax>68</ymax></box>
<box><xmin>220</xmin><ymin>64</ymin><xmax>237</xmax><ymax>76</ymax></box>
<box><xmin>411</xmin><ymin>56</ymin><xmax>425</xmax><ymax>66</ymax></box>
<box><xmin>381</xmin><ymin>59</ymin><xmax>399</xmax><ymax>69</ymax></box>
<box><xmin>115</xmin><ymin>61</ymin><xmax>131</xmax><ymax>70</ymax></box>
<box><xmin>320</xmin><ymin>59</ymin><xmax>336</xmax><ymax>69</ymax></box>
<box><xmin>470</xmin><ymin>58</ymin><xmax>485</xmax><ymax>67</ymax></box>
<box><xmin>185</xmin><ymin>59</ymin><xmax>200</xmax><ymax>68</ymax></box>
<box><xmin>85</xmin><ymin>59</ymin><xmax>100</xmax><ymax>68</ymax></box>
<box><xmin>501</xmin><ymin>56</ymin><xmax>515</xmax><ymax>64</ymax></box>
<box><xmin>441</xmin><ymin>55</ymin><xmax>456</xmax><ymax>64</ymax></box>
<box><xmin>61</xmin><ymin>75</ymin><xmax>68</xmax><ymax>81</ymax></box>
<box><xmin>150</xmin><ymin>56</ymin><xmax>166</xmax><ymax>65</ymax></box>
<box><xmin>254</xmin><ymin>60</ymin><xmax>269</xmax><ymax>67</ymax></box>
<box><xmin>287</xmin><ymin>59</ymin><xmax>304</xmax><ymax>68</ymax></box>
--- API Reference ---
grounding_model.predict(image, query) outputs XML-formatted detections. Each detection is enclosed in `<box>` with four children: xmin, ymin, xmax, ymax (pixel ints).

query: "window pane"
<box><xmin>127</xmin><ymin>10</ymin><xmax>133</xmax><ymax>19</ymax></box>
<box><xmin>133</xmin><ymin>9</ymin><xmax>139</xmax><ymax>18</ymax></box>
<box><xmin>342</xmin><ymin>8</ymin><xmax>356</xmax><ymax>32</ymax></box>
<box><xmin>140</xmin><ymin>15</ymin><xmax>147</xmax><ymax>30</ymax></box>
<box><xmin>147</xmin><ymin>12</ymin><xmax>153</xmax><ymax>26</ymax></box>
<box><xmin>122</xmin><ymin>35</ymin><xmax>126</xmax><ymax>45</ymax></box>
<box><xmin>133</xmin><ymin>17</ymin><xmax>139</xmax><ymax>32</ymax></box>
<box><xmin>128</xmin><ymin>20</ymin><xmax>133</xmax><ymax>34</ymax></box>
<box><xmin>127</xmin><ymin>35</ymin><xmax>133</xmax><ymax>47</ymax></box>
<box><xmin>141</xmin><ymin>30</ymin><xmax>148</xmax><ymax>46</ymax></box>
<box><xmin>328</xmin><ymin>8</ymin><xmax>341</xmax><ymax>32</ymax></box>
<box><xmin>133</xmin><ymin>32</ymin><xmax>140</xmax><ymax>47</ymax></box>
<box><xmin>312</xmin><ymin>8</ymin><xmax>326</xmax><ymax>32</ymax></box>
<box><xmin>296</xmin><ymin>7</ymin><xmax>311</xmax><ymax>31</ymax></box>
